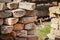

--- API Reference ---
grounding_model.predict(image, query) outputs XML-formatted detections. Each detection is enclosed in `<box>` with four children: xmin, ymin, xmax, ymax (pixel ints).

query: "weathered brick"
<box><xmin>0</xmin><ymin>10</ymin><xmax>12</xmax><ymax>18</ymax></box>
<box><xmin>11</xmin><ymin>9</ymin><xmax>26</xmax><ymax>17</ymax></box>
<box><xmin>0</xmin><ymin>19</ymin><xmax>3</xmax><ymax>25</ymax></box>
<box><xmin>1</xmin><ymin>31</ymin><xmax>17</xmax><ymax>39</ymax></box>
<box><xmin>1</xmin><ymin>25</ymin><xmax>13</xmax><ymax>34</ymax></box>
<box><xmin>27</xmin><ymin>29</ymin><xmax>35</xmax><ymax>35</ymax></box>
<box><xmin>7</xmin><ymin>2</ymin><xmax>19</xmax><ymax>9</ymax></box>
<box><xmin>16</xmin><ymin>30</ymin><xmax>27</xmax><ymax>37</ymax></box>
<box><xmin>13</xmin><ymin>24</ymin><xmax>24</xmax><ymax>31</ymax></box>
<box><xmin>20</xmin><ymin>16</ymin><xmax>37</xmax><ymax>24</ymax></box>
<box><xmin>0</xmin><ymin>0</ymin><xmax>12</xmax><ymax>3</ymax></box>
<box><xmin>27</xmin><ymin>35</ymin><xmax>38</xmax><ymax>40</ymax></box>
<box><xmin>0</xmin><ymin>3</ymin><xmax>7</xmax><ymax>11</ymax></box>
<box><xmin>19</xmin><ymin>2</ymin><xmax>36</xmax><ymax>10</ymax></box>
<box><xmin>25</xmin><ymin>23</ymin><xmax>36</xmax><ymax>30</ymax></box>
<box><xmin>5</xmin><ymin>18</ymin><xmax>19</xmax><ymax>25</ymax></box>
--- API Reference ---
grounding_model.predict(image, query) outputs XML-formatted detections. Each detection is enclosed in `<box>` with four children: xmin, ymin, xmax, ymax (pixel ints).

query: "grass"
<box><xmin>35</xmin><ymin>23</ymin><xmax>51</xmax><ymax>40</ymax></box>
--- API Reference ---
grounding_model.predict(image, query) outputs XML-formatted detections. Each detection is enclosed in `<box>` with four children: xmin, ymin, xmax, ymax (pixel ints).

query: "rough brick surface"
<box><xmin>16</xmin><ymin>30</ymin><xmax>27</xmax><ymax>37</ymax></box>
<box><xmin>0</xmin><ymin>19</ymin><xmax>3</xmax><ymax>25</ymax></box>
<box><xmin>27</xmin><ymin>29</ymin><xmax>35</xmax><ymax>35</ymax></box>
<box><xmin>13</xmin><ymin>0</ymin><xmax>23</xmax><ymax>2</ymax></box>
<box><xmin>0</xmin><ymin>0</ymin><xmax>12</xmax><ymax>3</ymax></box>
<box><xmin>25</xmin><ymin>23</ymin><xmax>36</xmax><ymax>30</ymax></box>
<box><xmin>1</xmin><ymin>25</ymin><xmax>13</xmax><ymax>34</ymax></box>
<box><xmin>19</xmin><ymin>2</ymin><xmax>36</xmax><ymax>10</ymax></box>
<box><xmin>1</xmin><ymin>31</ymin><xmax>17</xmax><ymax>39</ymax></box>
<box><xmin>27</xmin><ymin>35</ymin><xmax>38</xmax><ymax>40</ymax></box>
<box><xmin>0</xmin><ymin>10</ymin><xmax>12</xmax><ymax>18</ymax></box>
<box><xmin>0</xmin><ymin>3</ymin><xmax>7</xmax><ymax>11</ymax></box>
<box><xmin>20</xmin><ymin>16</ymin><xmax>37</xmax><ymax>24</ymax></box>
<box><xmin>13</xmin><ymin>24</ymin><xmax>24</xmax><ymax>31</ymax></box>
<box><xmin>7</xmin><ymin>2</ymin><xmax>19</xmax><ymax>9</ymax></box>
<box><xmin>5</xmin><ymin>18</ymin><xmax>19</xmax><ymax>25</ymax></box>
<box><xmin>15</xmin><ymin>37</ymin><xmax>27</xmax><ymax>40</ymax></box>
<box><xmin>11</xmin><ymin>9</ymin><xmax>26</xmax><ymax>17</ymax></box>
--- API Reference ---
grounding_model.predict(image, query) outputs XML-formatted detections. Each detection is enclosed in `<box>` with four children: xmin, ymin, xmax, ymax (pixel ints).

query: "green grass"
<box><xmin>35</xmin><ymin>23</ymin><xmax>51</xmax><ymax>40</ymax></box>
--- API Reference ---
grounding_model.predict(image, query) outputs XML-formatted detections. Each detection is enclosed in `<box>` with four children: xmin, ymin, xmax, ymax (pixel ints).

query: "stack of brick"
<box><xmin>0</xmin><ymin>0</ymin><xmax>38</xmax><ymax>40</ymax></box>
<box><xmin>47</xmin><ymin>6</ymin><xmax>60</xmax><ymax>40</ymax></box>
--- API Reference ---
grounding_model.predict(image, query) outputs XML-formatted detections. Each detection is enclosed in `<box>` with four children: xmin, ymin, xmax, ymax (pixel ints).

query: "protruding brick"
<box><xmin>1</xmin><ymin>31</ymin><xmax>17</xmax><ymax>39</ymax></box>
<box><xmin>0</xmin><ymin>0</ymin><xmax>12</xmax><ymax>3</ymax></box>
<box><xmin>16</xmin><ymin>30</ymin><xmax>27</xmax><ymax>37</ymax></box>
<box><xmin>19</xmin><ymin>2</ymin><xmax>36</xmax><ymax>10</ymax></box>
<box><xmin>1</xmin><ymin>25</ymin><xmax>13</xmax><ymax>34</ymax></box>
<box><xmin>13</xmin><ymin>24</ymin><xmax>24</xmax><ymax>31</ymax></box>
<box><xmin>11</xmin><ymin>9</ymin><xmax>26</xmax><ymax>17</ymax></box>
<box><xmin>0</xmin><ymin>19</ymin><xmax>3</xmax><ymax>25</ymax></box>
<box><xmin>5</xmin><ymin>18</ymin><xmax>19</xmax><ymax>25</ymax></box>
<box><xmin>25</xmin><ymin>23</ymin><xmax>36</xmax><ymax>30</ymax></box>
<box><xmin>7</xmin><ymin>2</ymin><xmax>19</xmax><ymax>9</ymax></box>
<box><xmin>20</xmin><ymin>16</ymin><xmax>37</xmax><ymax>24</ymax></box>
<box><xmin>0</xmin><ymin>10</ymin><xmax>12</xmax><ymax>18</ymax></box>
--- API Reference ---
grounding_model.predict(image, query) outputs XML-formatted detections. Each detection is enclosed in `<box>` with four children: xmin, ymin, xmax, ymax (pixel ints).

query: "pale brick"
<box><xmin>13</xmin><ymin>24</ymin><xmax>24</xmax><ymax>31</ymax></box>
<box><xmin>11</xmin><ymin>9</ymin><xmax>26</xmax><ymax>17</ymax></box>
<box><xmin>1</xmin><ymin>25</ymin><xmax>13</xmax><ymax>34</ymax></box>
<box><xmin>7</xmin><ymin>2</ymin><xmax>19</xmax><ymax>9</ymax></box>
<box><xmin>5</xmin><ymin>18</ymin><xmax>19</xmax><ymax>25</ymax></box>
<box><xmin>25</xmin><ymin>23</ymin><xmax>36</xmax><ymax>30</ymax></box>
<box><xmin>51</xmin><ymin>24</ymin><xmax>58</xmax><ymax>29</ymax></box>
<box><xmin>13</xmin><ymin>0</ymin><xmax>23</xmax><ymax>2</ymax></box>
<box><xmin>0</xmin><ymin>10</ymin><xmax>12</xmax><ymax>18</ymax></box>
<box><xmin>0</xmin><ymin>19</ymin><xmax>3</xmax><ymax>25</ymax></box>
<box><xmin>19</xmin><ymin>2</ymin><xmax>36</xmax><ymax>10</ymax></box>
<box><xmin>51</xmin><ymin>18</ymin><xmax>59</xmax><ymax>24</ymax></box>
<box><xmin>0</xmin><ymin>3</ymin><xmax>7</xmax><ymax>11</ymax></box>
<box><xmin>20</xmin><ymin>16</ymin><xmax>37</xmax><ymax>24</ymax></box>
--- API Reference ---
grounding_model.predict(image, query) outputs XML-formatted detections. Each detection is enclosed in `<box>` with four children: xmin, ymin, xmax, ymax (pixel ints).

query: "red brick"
<box><xmin>27</xmin><ymin>35</ymin><xmax>38</xmax><ymax>40</ymax></box>
<box><xmin>13</xmin><ymin>24</ymin><xmax>24</xmax><ymax>31</ymax></box>
<box><xmin>1</xmin><ymin>31</ymin><xmax>17</xmax><ymax>39</ymax></box>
